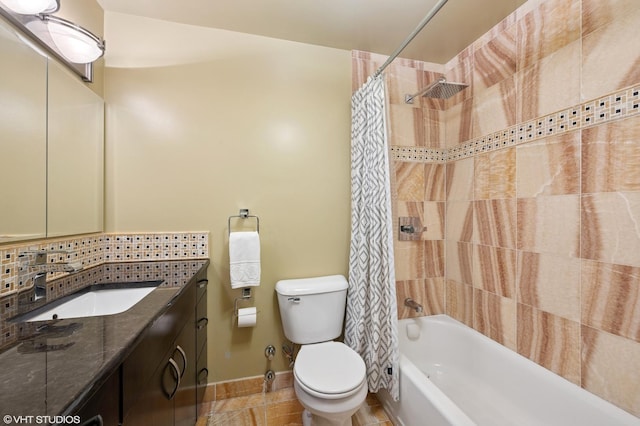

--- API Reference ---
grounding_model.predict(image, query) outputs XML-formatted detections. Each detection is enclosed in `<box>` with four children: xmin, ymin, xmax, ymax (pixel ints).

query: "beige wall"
<box><xmin>103</xmin><ymin>12</ymin><xmax>352</xmax><ymax>380</ymax></box>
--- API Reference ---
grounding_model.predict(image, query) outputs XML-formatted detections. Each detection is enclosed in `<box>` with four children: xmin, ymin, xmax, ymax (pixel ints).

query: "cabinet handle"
<box><xmin>198</xmin><ymin>368</ymin><xmax>209</xmax><ymax>385</ymax></box>
<box><xmin>197</xmin><ymin>279</ymin><xmax>208</xmax><ymax>289</ymax></box>
<box><xmin>197</xmin><ymin>318</ymin><xmax>209</xmax><ymax>330</ymax></box>
<box><xmin>166</xmin><ymin>358</ymin><xmax>181</xmax><ymax>400</ymax></box>
<box><xmin>174</xmin><ymin>345</ymin><xmax>187</xmax><ymax>379</ymax></box>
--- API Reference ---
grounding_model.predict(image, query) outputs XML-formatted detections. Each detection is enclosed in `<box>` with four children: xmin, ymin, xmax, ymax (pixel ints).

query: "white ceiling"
<box><xmin>96</xmin><ymin>0</ymin><xmax>526</xmax><ymax>64</ymax></box>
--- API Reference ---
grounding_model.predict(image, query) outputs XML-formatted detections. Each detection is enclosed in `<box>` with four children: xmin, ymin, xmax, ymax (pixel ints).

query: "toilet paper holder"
<box><xmin>234</xmin><ymin>287</ymin><xmax>259</xmax><ymax>326</ymax></box>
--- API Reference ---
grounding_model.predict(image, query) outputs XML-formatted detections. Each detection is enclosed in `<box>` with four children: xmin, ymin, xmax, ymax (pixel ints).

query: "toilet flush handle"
<box><xmin>288</xmin><ymin>297</ymin><xmax>301</xmax><ymax>302</ymax></box>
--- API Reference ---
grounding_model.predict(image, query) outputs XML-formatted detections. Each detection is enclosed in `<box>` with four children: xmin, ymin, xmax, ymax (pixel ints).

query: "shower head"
<box><xmin>405</xmin><ymin>77</ymin><xmax>468</xmax><ymax>103</ymax></box>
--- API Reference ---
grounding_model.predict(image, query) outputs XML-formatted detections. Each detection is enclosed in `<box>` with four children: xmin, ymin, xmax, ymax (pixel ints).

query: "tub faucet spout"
<box><xmin>404</xmin><ymin>298</ymin><xmax>423</xmax><ymax>313</ymax></box>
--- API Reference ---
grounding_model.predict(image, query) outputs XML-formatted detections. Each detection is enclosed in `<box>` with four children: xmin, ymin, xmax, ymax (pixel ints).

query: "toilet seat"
<box><xmin>294</xmin><ymin>341</ymin><xmax>366</xmax><ymax>399</ymax></box>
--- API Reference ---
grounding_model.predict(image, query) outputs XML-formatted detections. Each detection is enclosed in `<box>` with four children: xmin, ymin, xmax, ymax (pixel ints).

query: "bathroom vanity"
<box><xmin>0</xmin><ymin>260</ymin><xmax>209</xmax><ymax>426</ymax></box>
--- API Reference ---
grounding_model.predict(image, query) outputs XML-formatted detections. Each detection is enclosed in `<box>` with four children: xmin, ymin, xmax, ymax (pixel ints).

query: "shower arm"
<box><xmin>373</xmin><ymin>0</ymin><xmax>449</xmax><ymax>78</ymax></box>
<box><xmin>405</xmin><ymin>77</ymin><xmax>445</xmax><ymax>104</ymax></box>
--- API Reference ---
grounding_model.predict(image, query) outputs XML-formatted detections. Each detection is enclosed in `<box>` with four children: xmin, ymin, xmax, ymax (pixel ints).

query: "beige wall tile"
<box><xmin>446</xmin><ymin>201</ymin><xmax>473</xmax><ymax>242</ymax></box>
<box><xmin>423</xmin><ymin>108</ymin><xmax>445</xmax><ymax>148</ymax></box>
<box><xmin>395</xmin><ymin>162</ymin><xmax>425</xmax><ymax>201</ymax></box>
<box><xmin>473</xmin><ymin>24</ymin><xmax>516</xmax><ymax>91</ymax></box>
<box><xmin>474</xmin><ymin>153</ymin><xmax>491</xmax><ymax>200</ymax></box>
<box><xmin>445</xmin><ymin>241</ymin><xmax>473</xmax><ymax>285</ymax></box>
<box><xmin>394</xmin><ymin>241</ymin><xmax>426</xmax><ymax>281</ymax></box>
<box><xmin>425</xmin><ymin>163</ymin><xmax>446</xmax><ymax>201</ymax></box>
<box><xmin>446</xmin><ymin>157</ymin><xmax>474</xmax><ymax>201</ymax></box>
<box><xmin>581</xmin><ymin>192</ymin><xmax>640</xmax><ymax>267</ymax></box>
<box><xmin>444</xmin><ymin>46</ymin><xmax>474</xmax><ymax>109</ymax></box>
<box><xmin>422</xmin><ymin>202</ymin><xmax>445</xmax><ymax>240</ymax></box>
<box><xmin>581</xmin><ymin>116</ymin><xmax>640</xmax><ymax>194</ymax></box>
<box><xmin>582</xmin><ymin>0</ymin><xmax>640</xmax><ymax>36</ymax></box>
<box><xmin>388</xmin><ymin>105</ymin><xmax>424</xmax><ymax>147</ymax></box>
<box><xmin>517</xmin><ymin>41</ymin><xmax>581</xmax><ymax>122</ymax></box>
<box><xmin>473</xmin><ymin>288</ymin><xmax>517</xmax><ymax>350</ymax></box>
<box><xmin>424</xmin><ymin>240</ymin><xmax>445</xmax><ymax>278</ymax></box>
<box><xmin>446</xmin><ymin>279</ymin><xmax>473</xmax><ymax>327</ymax></box>
<box><xmin>517</xmin><ymin>251</ymin><xmax>581</xmax><ymax>322</ymax></box>
<box><xmin>516</xmin><ymin>131</ymin><xmax>581</xmax><ymax>197</ymax></box>
<box><xmin>582</xmin><ymin>4</ymin><xmax>640</xmax><ymax>100</ymax></box>
<box><xmin>582</xmin><ymin>326</ymin><xmax>640</xmax><ymax>417</ymax></box>
<box><xmin>517</xmin><ymin>195</ymin><xmax>580</xmax><ymax>257</ymax></box>
<box><xmin>516</xmin><ymin>0</ymin><xmax>581</xmax><ymax>70</ymax></box>
<box><xmin>473</xmin><ymin>244</ymin><xmax>516</xmax><ymax>298</ymax></box>
<box><xmin>582</xmin><ymin>260</ymin><xmax>640</xmax><ymax>342</ymax></box>
<box><xmin>396</xmin><ymin>278</ymin><xmax>445</xmax><ymax>319</ymax></box>
<box><xmin>473</xmin><ymin>77</ymin><xmax>517</xmax><ymax>138</ymax></box>
<box><xmin>444</xmin><ymin>98</ymin><xmax>474</xmax><ymax>147</ymax></box>
<box><xmin>386</xmin><ymin>64</ymin><xmax>422</xmax><ymax>106</ymax></box>
<box><xmin>473</xmin><ymin>199</ymin><xmax>517</xmax><ymax>248</ymax></box>
<box><xmin>517</xmin><ymin>304</ymin><xmax>581</xmax><ymax>384</ymax></box>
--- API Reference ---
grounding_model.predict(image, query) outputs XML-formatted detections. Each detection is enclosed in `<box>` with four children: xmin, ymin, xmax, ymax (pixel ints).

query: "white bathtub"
<box><xmin>378</xmin><ymin>315</ymin><xmax>640</xmax><ymax>426</ymax></box>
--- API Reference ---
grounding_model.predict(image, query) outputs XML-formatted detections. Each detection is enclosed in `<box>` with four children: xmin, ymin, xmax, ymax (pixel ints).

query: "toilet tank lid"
<box><xmin>275</xmin><ymin>275</ymin><xmax>348</xmax><ymax>296</ymax></box>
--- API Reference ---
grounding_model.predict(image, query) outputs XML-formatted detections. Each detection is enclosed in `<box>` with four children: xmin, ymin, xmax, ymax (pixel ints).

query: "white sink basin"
<box><xmin>24</xmin><ymin>287</ymin><xmax>157</xmax><ymax>322</ymax></box>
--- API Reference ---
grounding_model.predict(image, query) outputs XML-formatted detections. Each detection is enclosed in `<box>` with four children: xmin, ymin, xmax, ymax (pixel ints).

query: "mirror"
<box><xmin>0</xmin><ymin>18</ymin><xmax>47</xmax><ymax>242</ymax></box>
<box><xmin>47</xmin><ymin>60</ymin><xmax>104</xmax><ymax>237</ymax></box>
<box><xmin>0</xmin><ymin>16</ymin><xmax>104</xmax><ymax>243</ymax></box>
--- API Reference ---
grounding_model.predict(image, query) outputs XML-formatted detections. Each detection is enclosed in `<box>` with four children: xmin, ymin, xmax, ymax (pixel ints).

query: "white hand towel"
<box><xmin>229</xmin><ymin>231</ymin><xmax>261</xmax><ymax>289</ymax></box>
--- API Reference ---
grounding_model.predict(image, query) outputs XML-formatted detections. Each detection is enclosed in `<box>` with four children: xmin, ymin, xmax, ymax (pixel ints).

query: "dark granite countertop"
<box><xmin>0</xmin><ymin>259</ymin><xmax>209</xmax><ymax>420</ymax></box>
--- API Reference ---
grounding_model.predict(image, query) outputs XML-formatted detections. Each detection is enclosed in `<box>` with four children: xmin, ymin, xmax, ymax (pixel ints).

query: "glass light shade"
<box><xmin>1</xmin><ymin>0</ymin><xmax>59</xmax><ymax>14</ymax></box>
<box><xmin>44</xmin><ymin>16</ymin><xmax>104</xmax><ymax>64</ymax></box>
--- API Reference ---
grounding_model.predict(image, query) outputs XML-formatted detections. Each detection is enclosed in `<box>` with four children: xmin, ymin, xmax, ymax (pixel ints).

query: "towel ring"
<box><xmin>228</xmin><ymin>209</ymin><xmax>260</xmax><ymax>236</ymax></box>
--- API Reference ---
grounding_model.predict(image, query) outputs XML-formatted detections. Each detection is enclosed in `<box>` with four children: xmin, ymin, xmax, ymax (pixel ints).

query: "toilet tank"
<box><xmin>275</xmin><ymin>275</ymin><xmax>349</xmax><ymax>344</ymax></box>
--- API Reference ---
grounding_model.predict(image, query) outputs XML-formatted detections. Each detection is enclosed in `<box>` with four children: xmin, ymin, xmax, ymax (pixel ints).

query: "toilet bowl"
<box><xmin>293</xmin><ymin>341</ymin><xmax>367</xmax><ymax>426</ymax></box>
<box><xmin>275</xmin><ymin>275</ymin><xmax>368</xmax><ymax>426</ymax></box>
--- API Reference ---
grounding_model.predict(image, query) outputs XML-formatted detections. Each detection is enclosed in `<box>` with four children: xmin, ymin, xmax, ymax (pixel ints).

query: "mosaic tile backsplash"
<box><xmin>0</xmin><ymin>232</ymin><xmax>209</xmax><ymax>296</ymax></box>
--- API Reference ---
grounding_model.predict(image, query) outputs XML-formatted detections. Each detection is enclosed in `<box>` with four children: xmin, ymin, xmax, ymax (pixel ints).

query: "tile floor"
<box><xmin>196</xmin><ymin>388</ymin><xmax>392</xmax><ymax>426</ymax></box>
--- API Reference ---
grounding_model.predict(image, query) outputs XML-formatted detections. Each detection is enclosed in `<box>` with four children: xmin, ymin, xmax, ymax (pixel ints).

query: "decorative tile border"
<box><xmin>0</xmin><ymin>232</ymin><xmax>209</xmax><ymax>297</ymax></box>
<box><xmin>391</xmin><ymin>84</ymin><xmax>640</xmax><ymax>163</ymax></box>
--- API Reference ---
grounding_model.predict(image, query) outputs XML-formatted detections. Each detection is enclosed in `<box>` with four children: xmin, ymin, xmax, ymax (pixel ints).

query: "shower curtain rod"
<box><xmin>373</xmin><ymin>0</ymin><xmax>449</xmax><ymax>78</ymax></box>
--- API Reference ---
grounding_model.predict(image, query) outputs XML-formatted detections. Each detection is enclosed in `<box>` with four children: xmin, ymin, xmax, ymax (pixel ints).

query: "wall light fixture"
<box><xmin>0</xmin><ymin>0</ymin><xmax>59</xmax><ymax>15</ymax></box>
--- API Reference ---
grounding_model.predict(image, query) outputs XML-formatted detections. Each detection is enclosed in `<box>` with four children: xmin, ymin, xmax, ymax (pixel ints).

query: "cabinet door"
<box><xmin>174</xmin><ymin>315</ymin><xmax>197</xmax><ymax>426</ymax></box>
<box><xmin>122</xmin><ymin>355</ymin><xmax>177</xmax><ymax>426</ymax></box>
<box><xmin>74</xmin><ymin>369</ymin><xmax>120</xmax><ymax>426</ymax></box>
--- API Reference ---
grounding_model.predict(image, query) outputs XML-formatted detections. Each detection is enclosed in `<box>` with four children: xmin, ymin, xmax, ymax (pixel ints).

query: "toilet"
<box><xmin>275</xmin><ymin>275</ymin><xmax>367</xmax><ymax>426</ymax></box>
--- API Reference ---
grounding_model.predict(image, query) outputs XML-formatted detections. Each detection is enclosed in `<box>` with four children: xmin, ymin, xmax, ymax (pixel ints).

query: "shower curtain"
<box><xmin>345</xmin><ymin>74</ymin><xmax>399</xmax><ymax>400</ymax></box>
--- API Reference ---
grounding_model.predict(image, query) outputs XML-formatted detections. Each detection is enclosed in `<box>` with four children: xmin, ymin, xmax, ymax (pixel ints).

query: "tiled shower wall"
<box><xmin>354</xmin><ymin>0</ymin><xmax>640</xmax><ymax>417</ymax></box>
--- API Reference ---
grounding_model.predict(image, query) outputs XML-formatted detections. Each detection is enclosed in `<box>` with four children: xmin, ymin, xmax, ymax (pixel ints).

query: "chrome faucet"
<box><xmin>404</xmin><ymin>298</ymin><xmax>424</xmax><ymax>313</ymax></box>
<box><xmin>19</xmin><ymin>250</ymin><xmax>83</xmax><ymax>302</ymax></box>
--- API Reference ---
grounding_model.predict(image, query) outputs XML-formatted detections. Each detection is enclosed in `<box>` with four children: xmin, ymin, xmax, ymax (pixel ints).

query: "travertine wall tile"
<box><xmin>516</xmin><ymin>131</ymin><xmax>581</xmax><ymax>197</ymax></box>
<box><xmin>582</xmin><ymin>326</ymin><xmax>640</xmax><ymax>417</ymax></box>
<box><xmin>473</xmin><ymin>199</ymin><xmax>517</xmax><ymax>248</ymax></box>
<box><xmin>581</xmin><ymin>116</ymin><xmax>640</xmax><ymax>193</ymax></box>
<box><xmin>474</xmin><ymin>24</ymin><xmax>516</xmax><ymax>91</ymax></box>
<box><xmin>473</xmin><ymin>77</ymin><xmax>517</xmax><ymax>138</ymax></box>
<box><xmin>445</xmin><ymin>98</ymin><xmax>474</xmax><ymax>147</ymax></box>
<box><xmin>582</xmin><ymin>2</ymin><xmax>640</xmax><ymax>100</ymax></box>
<box><xmin>423</xmin><ymin>108</ymin><xmax>445</xmax><ymax>148</ymax></box>
<box><xmin>446</xmin><ymin>157</ymin><xmax>474</xmax><ymax>201</ymax></box>
<box><xmin>516</xmin><ymin>0</ymin><xmax>581</xmax><ymax>70</ymax></box>
<box><xmin>446</xmin><ymin>201</ymin><xmax>473</xmax><ymax>242</ymax></box>
<box><xmin>517</xmin><ymin>251</ymin><xmax>581</xmax><ymax>322</ymax></box>
<box><xmin>581</xmin><ymin>192</ymin><xmax>640</xmax><ymax>267</ymax></box>
<box><xmin>388</xmin><ymin>105</ymin><xmax>424</xmax><ymax>147</ymax></box>
<box><xmin>517</xmin><ymin>303</ymin><xmax>581</xmax><ymax>384</ymax></box>
<box><xmin>473</xmin><ymin>288</ymin><xmax>517</xmax><ymax>350</ymax></box>
<box><xmin>473</xmin><ymin>244</ymin><xmax>516</xmax><ymax>298</ymax></box>
<box><xmin>446</xmin><ymin>279</ymin><xmax>473</xmax><ymax>327</ymax></box>
<box><xmin>395</xmin><ymin>162</ymin><xmax>425</xmax><ymax>201</ymax></box>
<box><xmin>582</xmin><ymin>260</ymin><xmax>640</xmax><ymax>342</ymax></box>
<box><xmin>517</xmin><ymin>41</ymin><xmax>581</xmax><ymax>122</ymax></box>
<box><xmin>424</xmin><ymin>163</ymin><xmax>446</xmax><ymax>201</ymax></box>
<box><xmin>396</xmin><ymin>278</ymin><xmax>445</xmax><ymax>319</ymax></box>
<box><xmin>517</xmin><ymin>195</ymin><xmax>580</xmax><ymax>257</ymax></box>
<box><xmin>445</xmin><ymin>241</ymin><xmax>473</xmax><ymax>285</ymax></box>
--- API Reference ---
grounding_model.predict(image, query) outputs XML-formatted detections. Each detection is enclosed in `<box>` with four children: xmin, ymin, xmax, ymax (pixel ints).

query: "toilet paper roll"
<box><xmin>237</xmin><ymin>307</ymin><xmax>257</xmax><ymax>328</ymax></box>
<box><xmin>406</xmin><ymin>323</ymin><xmax>420</xmax><ymax>340</ymax></box>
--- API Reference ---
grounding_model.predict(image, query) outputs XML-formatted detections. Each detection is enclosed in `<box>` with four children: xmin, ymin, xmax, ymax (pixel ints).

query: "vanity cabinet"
<box><xmin>71</xmin><ymin>265</ymin><xmax>208</xmax><ymax>426</ymax></box>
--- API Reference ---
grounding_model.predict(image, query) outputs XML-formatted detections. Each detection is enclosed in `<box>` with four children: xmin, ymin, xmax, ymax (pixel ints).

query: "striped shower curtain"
<box><xmin>345</xmin><ymin>75</ymin><xmax>399</xmax><ymax>400</ymax></box>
